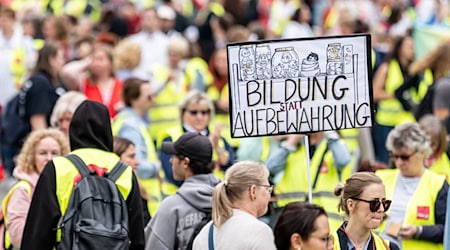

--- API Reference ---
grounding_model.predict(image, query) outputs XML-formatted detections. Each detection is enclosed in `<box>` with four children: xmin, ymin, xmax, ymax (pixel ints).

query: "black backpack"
<box><xmin>185</xmin><ymin>211</ymin><xmax>212</xmax><ymax>250</ymax></box>
<box><xmin>57</xmin><ymin>154</ymin><xmax>130</xmax><ymax>250</ymax></box>
<box><xmin>0</xmin><ymin>80</ymin><xmax>33</xmax><ymax>146</ymax></box>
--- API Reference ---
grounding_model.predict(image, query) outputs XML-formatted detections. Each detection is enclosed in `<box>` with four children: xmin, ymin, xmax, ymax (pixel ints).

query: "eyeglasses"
<box><xmin>310</xmin><ymin>234</ymin><xmax>333</xmax><ymax>247</ymax></box>
<box><xmin>390</xmin><ymin>151</ymin><xmax>416</xmax><ymax>161</ymax></box>
<box><xmin>186</xmin><ymin>109</ymin><xmax>211</xmax><ymax>116</ymax></box>
<box><xmin>257</xmin><ymin>184</ymin><xmax>274</xmax><ymax>193</ymax></box>
<box><xmin>350</xmin><ymin>197</ymin><xmax>392</xmax><ymax>212</ymax></box>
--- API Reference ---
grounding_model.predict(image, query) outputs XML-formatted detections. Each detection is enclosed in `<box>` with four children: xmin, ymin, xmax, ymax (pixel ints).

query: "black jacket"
<box><xmin>21</xmin><ymin>100</ymin><xmax>145</xmax><ymax>250</ymax></box>
<box><xmin>335</xmin><ymin>222</ymin><xmax>400</xmax><ymax>250</ymax></box>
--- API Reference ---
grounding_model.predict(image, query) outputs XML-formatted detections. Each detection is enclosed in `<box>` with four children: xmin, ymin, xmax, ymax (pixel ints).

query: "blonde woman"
<box><xmin>113</xmin><ymin>38</ymin><xmax>141</xmax><ymax>81</ymax></box>
<box><xmin>1</xmin><ymin>129</ymin><xmax>69</xmax><ymax>249</ymax></box>
<box><xmin>333</xmin><ymin>172</ymin><xmax>398</xmax><ymax>250</ymax></box>
<box><xmin>193</xmin><ymin>161</ymin><xmax>276</xmax><ymax>250</ymax></box>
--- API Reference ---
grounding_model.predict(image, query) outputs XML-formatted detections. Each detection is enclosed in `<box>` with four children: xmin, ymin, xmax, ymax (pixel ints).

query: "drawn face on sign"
<box><xmin>240</xmin><ymin>48</ymin><xmax>252</xmax><ymax>60</ymax></box>
<box><xmin>281</xmin><ymin>52</ymin><xmax>292</xmax><ymax>63</ymax></box>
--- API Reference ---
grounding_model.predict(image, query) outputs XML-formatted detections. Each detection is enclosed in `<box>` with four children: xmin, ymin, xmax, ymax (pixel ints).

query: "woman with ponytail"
<box><xmin>333</xmin><ymin>172</ymin><xmax>399</xmax><ymax>250</ymax></box>
<box><xmin>193</xmin><ymin>161</ymin><xmax>276</xmax><ymax>249</ymax></box>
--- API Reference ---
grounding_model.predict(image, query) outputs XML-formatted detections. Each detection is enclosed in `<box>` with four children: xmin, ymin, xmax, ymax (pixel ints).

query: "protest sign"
<box><xmin>227</xmin><ymin>34</ymin><xmax>374</xmax><ymax>138</ymax></box>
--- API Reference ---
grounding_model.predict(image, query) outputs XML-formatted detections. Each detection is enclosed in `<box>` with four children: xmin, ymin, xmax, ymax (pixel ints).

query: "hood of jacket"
<box><xmin>69</xmin><ymin>100</ymin><xmax>113</xmax><ymax>151</ymax></box>
<box><xmin>176</xmin><ymin>173</ymin><xmax>221</xmax><ymax>212</ymax></box>
<box><xmin>12</xmin><ymin>167</ymin><xmax>40</xmax><ymax>188</ymax></box>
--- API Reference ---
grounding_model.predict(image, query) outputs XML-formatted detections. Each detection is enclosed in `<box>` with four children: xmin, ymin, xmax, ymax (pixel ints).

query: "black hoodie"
<box><xmin>21</xmin><ymin>100</ymin><xmax>145</xmax><ymax>250</ymax></box>
<box><xmin>69</xmin><ymin>100</ymin><xmax>113</xmax><ymax>151</ymax></box>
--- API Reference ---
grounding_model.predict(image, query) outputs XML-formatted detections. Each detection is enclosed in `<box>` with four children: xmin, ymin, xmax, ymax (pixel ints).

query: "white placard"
<box><xmin>227</xmin><ymin>34</ymin><xmax>374</xmax><ymax>138</ymax></box>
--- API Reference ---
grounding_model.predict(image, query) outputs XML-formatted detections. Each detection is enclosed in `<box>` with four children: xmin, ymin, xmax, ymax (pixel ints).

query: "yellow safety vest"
<box><xmin>53</xmin><ymin>148</ymin><xmax>134</xmax><ymax>242</ymax></box>
<box><xmin>333</xmin><ymin>230</ymin><xmax>391</xmax><ymax>250</ymax></box>
<box><xmin>184</xmin><ymin>57</ymin><xmax>213</xmax><ymax>91</ymax></box>
<box><xmin>112</xmin><ymin>112</ymin><xmax>162</xmax><ymax>216</ymax></box>
<box><xmin>47</xmin><ymin>0</ymin><xmax>101</xmax><ymax>22</ymax></box>
<box><xmin>429</xmin><ymin>153</ymin><xmax>450</xmax><ymax>182</ymax></box>
<box><xmin>274</xmin><ymin>139</ymin><xmax>351</xmax><ymax>231</ymax></box>
<box><xmin>157</xmin><ymin>126</ymin><xmax>226</xmax><ymax>196</ymax></box>
<box><xmin>2</xmin><ymin>180</ymin><xmax>32</xmax><ymax>249</ymax></box>
<box><xmin>430</xmin><ymin>152</ymin><xmax>450</xmax><ymax>182</ymax></box>
<box><xmin>149</xmin><ymin>65</ymin><xmax>188</xmax><ymax>140</ymax></box>
<box><xmin>376</xmin><ymin>169</ymin><xmax>444</xmax><ymax>250</ymax></box>
<box><xmin>376</xmin><ymin>60</ymin><xmax>433</xmax><ymax>126</ymax></box>
<box><xmin>269</xmin><ymin>0</ymin><xmax>300</xmax><ymax>36</ymax></box>
<box><xmin>10</xmin><ymin>47</ymin><xmax>26</xmax><ymax>89</ymax></box>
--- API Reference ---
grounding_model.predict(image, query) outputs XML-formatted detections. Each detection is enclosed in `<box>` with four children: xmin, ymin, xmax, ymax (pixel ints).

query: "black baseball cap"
<box><xmin>161</xmin><ymin>132</ymin><xmax>213</xmax><ymax>162</ymax></box>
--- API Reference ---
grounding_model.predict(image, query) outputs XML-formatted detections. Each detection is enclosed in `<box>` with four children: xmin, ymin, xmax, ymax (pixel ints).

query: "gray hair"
<box><xmin>50</xmin><ymin>91</ymin><xmax>87</xmax><ymax>127</ymax></box>
<box><xmin>386</xmin><ymin>122</ymin><xmax>432</xmax><ymax>157</ymax></box>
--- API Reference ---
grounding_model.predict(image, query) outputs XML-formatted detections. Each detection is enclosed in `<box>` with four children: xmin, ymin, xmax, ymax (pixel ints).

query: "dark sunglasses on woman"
<box><xmin>350</xmin><ymin>197</ymin><xmax>392</xmax><ymax>212</ymax></box>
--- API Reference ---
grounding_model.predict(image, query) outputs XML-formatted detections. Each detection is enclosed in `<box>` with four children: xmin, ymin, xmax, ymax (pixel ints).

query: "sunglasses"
<box><xmin>186</xmin><ymin>109</ymin><xmax>210</xmax><ymax>116</ymax></box>
<box><xmin>390</xmin><ymin>151</ymin><xmax>416</xmax><ymax>161</ymax></box>
<box><xmin>350</xmin><ymin>197</ymin><xmax>392</xmax><ymax>212</ymax></box>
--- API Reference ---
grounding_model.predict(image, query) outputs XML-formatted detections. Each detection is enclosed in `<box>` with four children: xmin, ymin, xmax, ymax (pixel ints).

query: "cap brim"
<box><xmin>161</xmin><ymin>141</ymin><xmax>178</xmax><ymax>155</ymax></box>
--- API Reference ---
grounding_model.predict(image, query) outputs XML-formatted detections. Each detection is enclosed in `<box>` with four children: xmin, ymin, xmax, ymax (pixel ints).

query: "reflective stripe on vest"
<box><xmin>53</xmin><ymin>149</ymin><xmax>133</xmax><ymax>242</ymax></box>
<box><xmin>376</xmin><ymin>169</ymin><xmax>444</xmax><ymax>250</ymax></box>
<box><xmin>2</xmin><ymin>180</ymin><xmax>32</xmax><ymax>249</ymax></box>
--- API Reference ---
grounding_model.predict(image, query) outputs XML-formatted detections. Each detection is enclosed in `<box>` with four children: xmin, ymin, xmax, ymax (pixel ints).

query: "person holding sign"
<box><xmin>265</xmin><ymin>131</ymin><xmax>351</xmax><ymax>231</ymax></box>
<box><xmin>376</xmin><ymin>122</ymin><xmax>448</xmax><ymax>249</ymax></box>
<box><xmin>333</xmin><ymin>172</ymin><xmax>399</xmax><ymax>250</ymax></box>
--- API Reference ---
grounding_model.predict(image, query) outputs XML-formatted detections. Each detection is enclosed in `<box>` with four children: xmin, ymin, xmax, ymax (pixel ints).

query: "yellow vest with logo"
<box><xmin>333</xmin><ymin>231</ymin><xmax>391</xmax><ymax>250</ymax></box>
<box><xmin>2</xmin><ymin>180</ymin><xmax>32</xmax><ymax>249</ymax></box>
<box><xmin>149</xmin><ymin>65</ymin><xmax>188</xmax><ymax>140</ymax></box>
<box><xmin>376</xmin><ymin>169</ymin><xmax>444</xmax><ymax>250</ymax></box>
<box><xmin>274</xmin><ymin>139</ymin><xmax>350</xmax><ymax>231</ymax></box>
<box><xmin>53</xmin><ymin>148</ymin><xmax>134</xmax><ymax>242</ymax></box>
<box><xmin>112</xmin><ymin>112</ymin><xmax>162</xmax><ymax>216</ymax></box>
<box><xmin>376</xmin><ymin>61</ymin><xmax>433</xmax><ymax>126</ymax></box>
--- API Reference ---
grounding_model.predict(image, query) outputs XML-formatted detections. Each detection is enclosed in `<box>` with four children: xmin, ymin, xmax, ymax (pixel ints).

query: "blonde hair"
<box><xmin>212</xmin><ymin>161</ymin><xmax>269</xmax><ymax>227</ymax></box>
<box><xmin>50</xmin><ymin>91</ymin><xmax>87</xmax><ymax>127</ymax></box>
<box><xmin>409</xmin><ymin>40</ymin><xmax>450</xmax><ymax>80</ymax></box>
<box><xmin>334</xmin><ymin>172</ymin><xmax>383</xmax><ymax>216</ymax></box>
<box><xmin>179</xmin><ymin>90</ymin><xmax>215</xmax><ymax>122</ymax></box>
<box><xmin>167</xmin><ymin>36</ymin><xmax>189</xmax><ymax>58</ymax></box>
<box><xmin>113</xmin><ymin>38</ymin><xmax>141</xmax><ymax>70</ymax></box>
<box><xmin>16</xmin><ymin>129</ymin><xmax>70</xmax><ymax>173</ymax></box>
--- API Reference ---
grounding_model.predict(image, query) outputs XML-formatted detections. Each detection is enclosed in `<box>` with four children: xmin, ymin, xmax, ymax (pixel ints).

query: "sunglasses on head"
<box><xmin>350</xmin><ymin>197</ymin><xmax>392</xmax><ymax>212</ymax></box>
<box><xmin>186</xmin><ymin>109</ymin><xmax>210</xmax><ymax>116</ymax></box>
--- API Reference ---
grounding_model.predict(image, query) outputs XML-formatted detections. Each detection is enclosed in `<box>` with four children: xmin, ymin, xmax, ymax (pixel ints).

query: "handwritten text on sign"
<box><xmin>228</xmin><ymin>35</ymin><xmax>373</xmax><ymax>138</ymax></box>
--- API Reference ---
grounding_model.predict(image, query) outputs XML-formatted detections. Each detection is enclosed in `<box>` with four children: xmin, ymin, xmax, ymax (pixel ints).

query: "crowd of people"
<box><xmin>0</xmin><ymin>0</ymin><xmax>449</xmax><ymax>249</ymax></box>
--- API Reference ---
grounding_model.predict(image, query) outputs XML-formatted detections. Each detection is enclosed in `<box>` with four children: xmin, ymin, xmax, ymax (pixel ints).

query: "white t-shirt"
<box><xmin>193</xmin><ymin>209</ymin><xmax>276</xmax><ymax>250</ymax></box>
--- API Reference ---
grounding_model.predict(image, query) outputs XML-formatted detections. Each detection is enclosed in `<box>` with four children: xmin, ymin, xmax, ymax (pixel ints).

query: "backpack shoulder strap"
<box><xmin>65</xmin><ymin>154</ymin><xmax>90</xmax><ymax>178</ymax></box>
<box><xmin>107</xmin><ymin>161</ymin><xmax>128</xmax><ymax>182</ymax></box>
